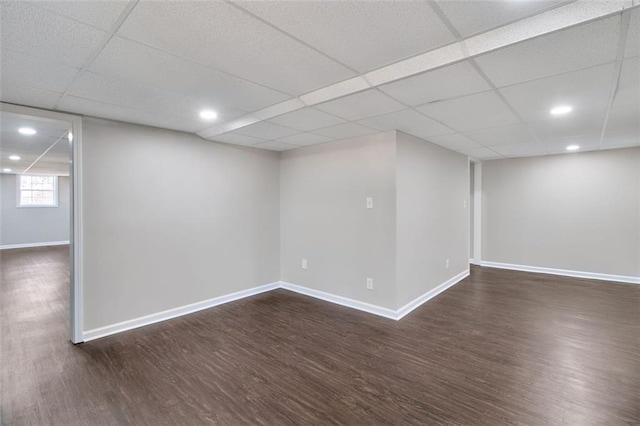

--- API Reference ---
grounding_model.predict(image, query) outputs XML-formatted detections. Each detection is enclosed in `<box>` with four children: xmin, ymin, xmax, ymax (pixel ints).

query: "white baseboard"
<box><xmin>0</xmin><ymin>240</ymin><xmax>70</xmax><ymax>250</ymax></box>
<box><xmin>82</xmin><ymin>282</ymin><xmax>280</xmax><ymax>342</ymax></box>
<box><xmin>396</xmin><ymin>270</ymin><xmax>470</xmax><ymax>320</ymax></box>
<box><xmin>83</xmin><ymin>271</ymin><xmax>472</xmax><ymax>342</ymax></box>
<box><xmin>279</xmin><ymin>281</ymin><xmax>398</xmax><ymax>320</ymax></box>
<box><xmin>480</xmin><ymin>261</ymin><xmax>640</xmax><ymax>285</ymax></box>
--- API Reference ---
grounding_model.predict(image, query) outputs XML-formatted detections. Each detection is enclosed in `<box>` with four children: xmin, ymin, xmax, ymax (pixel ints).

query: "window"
<box><xmin>18</xmin><ymin>175</ymin><xmax>58</xmax><ymax>207</ymax></box>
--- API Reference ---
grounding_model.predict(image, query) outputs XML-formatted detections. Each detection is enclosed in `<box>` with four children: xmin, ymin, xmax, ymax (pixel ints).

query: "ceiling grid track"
<box><xmin>598</xmin><ymin>10</ymin><xmax>632</xmax><ymax>148</ymax></box>
<box><xmin>198</xmin><ymin>0</ymin><xmax>638</xmax><ymax>141</ymax></box>
<box><xmin>425</xmin><ymin>1</ymin><xmax>508</xmax><ymax>158</ymax></box>
<box><xmin>53</xmin><ymin>0</ymin><xmax>140</xmax><ymax>110</ymax></box>
<box><xmin>22</xmin><ymin>131</ymin><xmax>69</xmax><ymax>175</ymax></box>
<box><xmin>224</xmin><ymin>0</ymin><xmax>361</xmax><ymax>76</ymax></box>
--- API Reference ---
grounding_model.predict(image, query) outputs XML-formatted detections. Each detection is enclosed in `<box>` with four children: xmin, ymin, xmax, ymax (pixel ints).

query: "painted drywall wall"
<box><xmin>482</xmin><ymin>147</ymin><xmax>640</xmax><ymax>277</ymax></box>
<box><xmin>396</xmin><ymin>132</ymin><xmax>470</xmax><ymax>308</ymax></box>
<box><xmin>0</xmin><ymin>174</ymin><xmax>70</xmax><ymax>246</ymax></box>
<box><xmin>82</xmin><ymin>118</ymin><xmax>280</xmax><ymax>330</ymax></box>
<box><xmin>280</xmin><ymin>132</ymin><xmax>398</xmax><ymax>309</ymax></box>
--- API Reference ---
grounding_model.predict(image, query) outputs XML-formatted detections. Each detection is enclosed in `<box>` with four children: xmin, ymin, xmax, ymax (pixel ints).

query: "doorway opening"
<box><xmin>0</xmin><ymin>103</ymin><xmax>83</xmax><ymax>343</ymax></box>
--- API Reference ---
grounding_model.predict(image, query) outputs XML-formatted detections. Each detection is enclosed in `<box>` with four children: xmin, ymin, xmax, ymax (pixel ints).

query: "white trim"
<box><xmin>83</xmin><ymin>282</ymin><xmax>280</xmax><ymax>342</ymax></box>
<box><xmin>83</xmin><ymin>272</ymin><xmax>475</xmax><ymax>341</ymax></box>
<box><xmin>396</xmin><ymin>270</ymin><xmax>470</xmax><ymax>320</ymax></box>
<box><xmin>480</xmin><ymin>261</ymin><xmax>640</xmax><ymax>285</ymax></box>
<box><xmin>0</xmin><ymin>241</ymin><xmax>70</xmax><ymax>250</ymax></box>
<box><xmin>278</xmin><ymin>281</ymin><xmax>398</xmax><ymax>320</ymax></box>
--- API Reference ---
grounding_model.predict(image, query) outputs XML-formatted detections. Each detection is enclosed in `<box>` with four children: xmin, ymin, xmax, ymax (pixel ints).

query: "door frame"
<box><xmin>1</xmin><ymin>102</ymin><xmax>84</xmax><ymax>343</ymax></box>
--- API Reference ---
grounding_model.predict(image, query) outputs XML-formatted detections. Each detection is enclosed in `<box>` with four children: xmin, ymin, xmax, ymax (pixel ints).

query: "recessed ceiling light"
<box><xmin>3</xmin><ymin>168</ymin><xmax>11</xmax><ymax>172</ymax></box>
<box><xmin>199</xmin><ymin>110</ymin><xmax>218</xmax><ymax>120</ymax></box>
<box><xmin>566</xmin><ymin>145</ymin><xmax>580</xmax><ymax>151</ymax></box>
<box><xmin>9</xmin><ymin>155</ymin><xmax>21</xmax><ymax>161</ymax></box>
<box><xmin>18</xmin><ymin>127</ymin><xmax>37</xmax><ymax>135</ymax></box>
<box><xmin>550</xmin><ymin>105</ymin><xmax>573</xmax><ymax>115</ymax></box>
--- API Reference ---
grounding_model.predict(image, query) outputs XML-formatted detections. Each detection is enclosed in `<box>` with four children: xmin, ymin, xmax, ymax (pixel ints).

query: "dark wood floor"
<box><xmin>2</xmin><ymin>246</ymin><xmax>639</xmax><ymax>425</ymax></box>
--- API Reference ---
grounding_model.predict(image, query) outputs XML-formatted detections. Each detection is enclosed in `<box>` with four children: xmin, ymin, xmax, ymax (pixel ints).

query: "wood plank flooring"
<box><xmin>1</xmin><ymin>246</ymin><xmax>639</xmax><ymax>425</ymax></box>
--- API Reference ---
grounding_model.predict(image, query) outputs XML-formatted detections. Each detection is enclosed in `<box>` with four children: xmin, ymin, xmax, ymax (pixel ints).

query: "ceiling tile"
<box><xmin>234</xmin><ymin>121</ymin><xmax>299</xmax><ymax>140</ymax></box>
<box><xmin>315</xmin><ymin>89</ymin><xmax>405</xmax><ymax>121</ymax></box>
<box><xmin>57</xmin><ymin>95</ymin><xmax>206</xmax><ymax>133</ymax></box>
<box><xmin>435</xmin><ymin>0</ymin><xmax>566</xmax><ymax>37</ymax></box>
<box><xmin>276</xmin><ymin>132</ymin><xmax>333</xmax><ymax>147</ymax></box>
<box><xmin>625</xmin><ymin>8</ymin><xmax>639</xmax><ymax>59</ymax></box>
<box><xmin>117</xmin><ymin>1</ymin><xmax>354</xmax><ymax>95</ymax></box>
<box><xmin>234</xmin><ymin>1</ymin><xmax>455</xmax><ymax>72</ymax></box>
<box><xmin>90</xmin><ymin>37</ymin><xmax>289</xmax><ymax>113</ymax></box>
<box><xmin>311</xmin><ymin>122</ymin><xmax>379</xmax><ymax>140</ymax></box>
<box><xmin>267</xmin><ymin>108</ymin><xmax>345</xmax><ymax>132</ymax></box>
<box><xmin>464</xmin><ymin>123</ymin><xmax>537</xmax><ymax>146</ymax></box>
<box><xmin>31</xmin><ymin>0</ymin><xmax>129</xmax><ymax>31</ymax></box>
<box><xmin>0</xmin><ymin>1</ymin><xmax>106</xmax><ymax>68</ymax></box>
<box><xmin>0</xmin><ymin>112</ymin><xmax>71</xmax><ymax>174</ymax></box>
<box><xmin>0</xmin><ymin>85</ymin><xmax>62</xmax><ymax>110</ymax></box>
<box><xmin>490</xmin><ymin>141</ymin><xmax>548</xmax><ymax>157</ymax></box>
<box><xmin>424</xmin><ymin>133</ymin><xmax>483</xmax><ymax>152</ymax></box>
<box><xmin>29</xmin><ymin>141</ymin><xmax>71</xmax><ymax>176</ymax></box>
<box><xmin>379</xmin><ymin>60</ymin><xmax>491</xmax><ymax>106</ymax></box>
<box><xmin>603</xmin><ymin>106</ymin><xmax>639</xmax><ymax>148</ymax></box>
<box><xmin>475</xmin><ymin>15</ymin><xmax>620</xmax><ymax>87</ymax></box>
<box><xmin>497</xmin><ymin>134</ymin><xmax>603</xmax><ymax>157</ymax></box>
<box><xmin>67</xmin><ymin>71</ymin><xmax>245</xmax><ymax>124</ymax></box>
<box><xmin>612</xmin><ymin>58</ymin><xmax>639</xmax><ymax>109</ymax></box>
<box><xmin>417</xmin><ymin>90</ymin><xmax>520</xmax><ymax>132</ymax></box>
<box><xmin>544</xmin><ymin>134</ymin><xmax>602</xmax><ymax>154</ymax></box>
<box><xmin>529</xmin><ymin>110</ymin><xmax>606</xmax><ymax>141</ymax></box>
<box><xmin>0</xmin><ymin>50</ymin><xmax>79</xmax><ymax>93</ymax></box>
<box><xmin>465</xmin><ymin>146</ymin><xmax>503</xmax><ymax>160</ymax></box>
<box><xmin>357</xmin><ymin>109</ymin><xmax>453</xmax><ymax>138</ymax></box>
<box><xmin>253</xmin><ymin>141</ymin><xmax>299</xmax><ymax>151</ymax></box>
<box><xmin>498</xmin><ymin>63</ymin><xmax>615</xmax><ymax>122</ymax></box>
<box><xmin>211</xmin><ymin>133</ymin><xmax>266</xmax><ymax>147</ymax></box>
<box><xmin>1</xmin><ymin>114</ymin><xmax>70</xmax><ymax>141</ymax></box>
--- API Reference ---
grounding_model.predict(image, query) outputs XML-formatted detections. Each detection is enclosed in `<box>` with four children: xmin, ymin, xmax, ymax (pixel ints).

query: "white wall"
<box><xmin>280</xmin><ymin>130</ymin><xmax>470</xmax><ymax>311</ymax></box>
<box><xmin>482</xmin><ymin>147</ymin><xmax>640</xmax><ymax>278</ymax></box>
<box><xmin>82</xmin><ymin>118</ymin><xmax>281</xmax><ymax>330</ymax></box>
<box><xmin>280</xmin><ymin>132</ymin><xmax>398</xmax><ymax>309</ymax></box>
<box><xmin>1</xmin><ymin>174</ymin><xmax>70</xmax><ymax>246</ymax></box>
<box><xmin>396</xmin><ymin>132</ymin><xmax>470</xmax><ymax>307</ymax></box>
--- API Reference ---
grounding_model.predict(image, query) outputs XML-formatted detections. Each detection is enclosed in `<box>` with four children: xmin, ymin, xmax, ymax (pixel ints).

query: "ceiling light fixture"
<box><xmin>18</xmin><ymin>127</ymin><xmax>37</xmax><ymax>135</ymax></box>
<box><xmin>550</xmin><ymin>105</ymin><xmax>573</xmax><ymax>115</ymax></box>
<box><xmin>9</xmin><ymin>155</ymin><xmax>21</xmax><ymax>160</ymax></box>
<box><xmin>566</xmin><ymin>145</ymin><xmax>579</xmax><ymax>151</ymax></box>
<box><xmin>199</xmin><ymin>110</ymin><xmax>218</xmax><ymax>120</ymax></box>
<box><xmin>3</xmin><ymin>168</ymin><xmax>12</xmax><ymax>172</ymax></box>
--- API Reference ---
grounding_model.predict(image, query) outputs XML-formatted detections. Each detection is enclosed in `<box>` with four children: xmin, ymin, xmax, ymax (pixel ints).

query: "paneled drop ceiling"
<box><xmin>0</xmin><ymin>112</ymin><xmax>72</xmax><ymax>175</ymax></box>
<box><xmin>0</xmin><ymin>0</ymin><xmax>638</xmax><ymax>160</ymax></box>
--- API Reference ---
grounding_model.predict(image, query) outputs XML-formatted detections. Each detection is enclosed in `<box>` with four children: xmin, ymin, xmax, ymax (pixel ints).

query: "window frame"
<box><xmin>16</xmin><ymin>174</ymin><xmax>59</xmax><ymax>208</ymax></box>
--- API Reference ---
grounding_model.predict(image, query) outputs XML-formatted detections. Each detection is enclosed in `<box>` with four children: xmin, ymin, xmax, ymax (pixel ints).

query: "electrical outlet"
<box><xmin>302</xmin><ymin>259</ymin><xmax>308</xmax><ymax>269</ymax></box>
<box><xmin>366</xmin><ymin>278</ymin><xmax>373</xmax><ymax>290</ymax></box>
<box><xmin>463</xmin><ymin>199</ymin><xmax>467</xmax><ymax>208</ymax></box>
<box><xmin>366</xmin><ymin>197</ymin><xmax>373</xmax><ymax>209</ymax></box>
<box><xmin>445</xmin><ymin>259</ymin><xmax>450</xmax><ymax>269</ymax></box>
